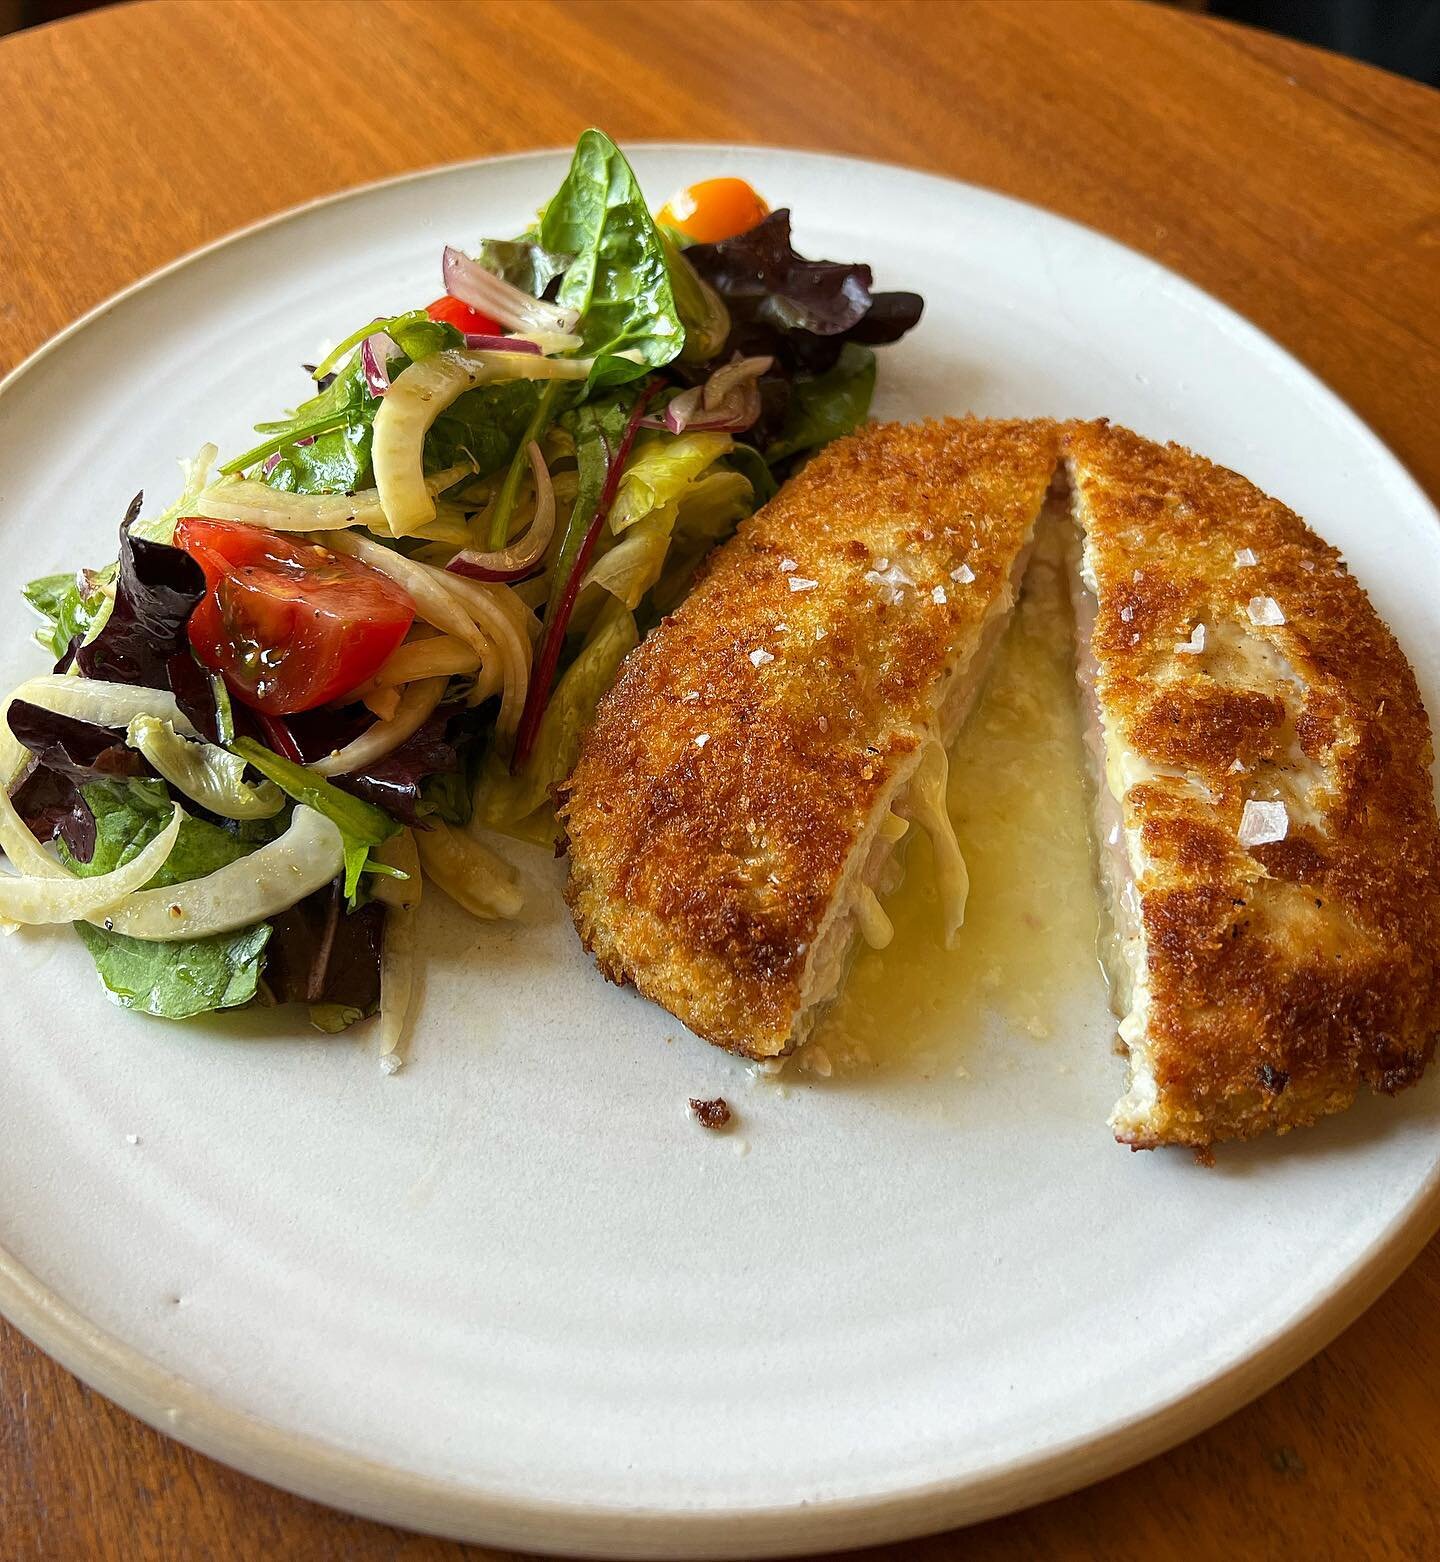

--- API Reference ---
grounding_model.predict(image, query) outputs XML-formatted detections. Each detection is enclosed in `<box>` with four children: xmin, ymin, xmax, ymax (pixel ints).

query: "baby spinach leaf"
<box><xmin>478</xmin><ymin>236</ymin><xmax>572</xmax><ymax>297</ymax></box>
<box><xmin>538</xmin><ymin>129</ymin><xmax>685</xmax><ymax>385</ymax></box>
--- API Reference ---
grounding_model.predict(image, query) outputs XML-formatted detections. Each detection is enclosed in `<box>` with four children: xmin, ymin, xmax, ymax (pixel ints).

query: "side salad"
<box><xmin>2</xmin><ymin>131</ymin><xmax>922</xmax><ymax>1065</ymax></box>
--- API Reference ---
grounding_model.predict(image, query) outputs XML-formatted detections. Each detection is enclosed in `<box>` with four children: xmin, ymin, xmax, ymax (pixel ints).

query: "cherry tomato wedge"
<box><xmin>655</xmin><ymin>178</ymin><xmax>770</xmax><ymax>244</ymax></box>
<box><xmin>173</xmin><ymin>519</ymin><xmax>415</xmax><ymax>716</ymax></box>
<box><xmin>426</xmin><ymin>295</ymin><xmax>504</xmax><ymax>336</ymax></box>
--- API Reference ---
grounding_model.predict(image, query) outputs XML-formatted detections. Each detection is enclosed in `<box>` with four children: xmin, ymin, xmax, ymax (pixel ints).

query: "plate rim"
<box><xmin>3</xmin><ymin>142</ymin><xmax>1439</xmax><ymax>1556</ymax></box>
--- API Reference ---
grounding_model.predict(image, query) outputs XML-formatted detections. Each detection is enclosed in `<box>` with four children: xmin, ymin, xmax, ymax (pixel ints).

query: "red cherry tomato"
<box><xmin>656</xmin><ymin>178</ymin><xmax>770</xmax><ymax>244</ymax></box>
<box><xmin>173</xmin><ymin>519</ymin><xmax>416</xmax><ymax>715</ymax></box>
<box><xmin>426</xmin><ymin>295</ymin><xmax>504</xmax><ymax>336</ymax></box>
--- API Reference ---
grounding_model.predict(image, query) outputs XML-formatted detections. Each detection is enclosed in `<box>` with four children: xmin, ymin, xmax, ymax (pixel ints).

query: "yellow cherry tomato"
<box><xmin>656</xmin><ymin>177</ymin><xmax>770</xmax><ymax>244</ymax></box>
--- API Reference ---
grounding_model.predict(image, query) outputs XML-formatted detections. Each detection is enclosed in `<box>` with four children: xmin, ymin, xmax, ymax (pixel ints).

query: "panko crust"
<box><xmin>560</xmin><ymin>418</ymin><xmax>1061</xmax><ymax>1057</ymax></box>
<box><xmin>1067</xmin><ymin>419</ymin><xmax>1440</xmax><ymax>1146</ymax></box>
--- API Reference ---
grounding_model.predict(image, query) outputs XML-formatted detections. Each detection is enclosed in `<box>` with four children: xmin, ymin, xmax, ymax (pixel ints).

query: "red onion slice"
<box><xmin>463</xmin><ymin>333</ymin><xmax>541</xmax><ymax>355</ymax></box>
<box><xmin>639</xmin><ymin>354</ymin><xmax>772</xmax><ymax>435</ymax></box>
<box><xmin>703</xmin><ymin>354</ymin><xmax>773</xmax><ymax>409</ymax></box>
<box><xmin>361</xmin><ymin>331</ymin><xmax>399</xmax><ymax>398</ymax></box>
<box><xmin>446</xmin><ymin>441</ymin><xmax>557</xmax><ymax>584</ymax></box>
<box><xmin>442</xmin><ymin>246</ymin><xmax>580</xmax><ymax>337</ymax></box>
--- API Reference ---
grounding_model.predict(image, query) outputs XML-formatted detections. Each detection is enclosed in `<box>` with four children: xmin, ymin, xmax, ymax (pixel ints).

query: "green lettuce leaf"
<box><xmin>607</xmin><ymin>431</ymin><xmax>733</xmax><ymax>533</ymax></box>
<box><xmin>24</xmin><ymin>566</ymin><xmax>114</xmax><ymax>660</ymax></box>
<box><xmin>65</xmin><ymin>779</ymin><xmax>276</xmax><ymax>1020</ymax></box>
<box><xmin>74</xmin><ymin>920</ymin><xmax>271</xmax><ymax>1020</ymax></box>
<box><xmin>538</xmin><ymin>129</ymin><xmax>685</xmax><ymax>386</ymax></box>
<box><xmin>765</xmin><ymin>342</ymin><xmax>877</xmax><ymax>464</ymax></box>
<box><xmin>62</xmin><ymin>779</ymin><xmax>268</xmax><ymax>885</ymax></box>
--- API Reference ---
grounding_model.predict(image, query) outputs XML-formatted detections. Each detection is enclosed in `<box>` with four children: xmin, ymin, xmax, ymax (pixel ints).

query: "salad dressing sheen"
<box><xmin>810</xmin><ymin>545</ymin><xmax>1102</xmax><ymax>1077</ymax></box>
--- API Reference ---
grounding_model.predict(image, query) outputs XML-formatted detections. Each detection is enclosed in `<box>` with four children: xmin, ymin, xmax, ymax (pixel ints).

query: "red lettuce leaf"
<box><xmin>264</xmin><ymin>878</ymin><xmax>383</xmax><ymax>1012</ymax></box>
<box><xmin>7</xmin><ymin>699</ymin><xmax>150</xmax><ymax>782</ymax></box>
<box><xmin>71</xmin><ymin>496</ymin><xmax>217</xmax><ymax>737</ymax></box>
<box><xmin>8</xmin><ymin>763</ymin><xmax>96</xmax><ymax>861</ymax></box>
<box><xmin>280</xmin><ymin>703</ymin><xmax>462</xmax><ymax>829</ymax></box>
<box><xmin>684</xmin><ymin>210</ymin><xmax>924</xmax><ymax>363</ymax></box>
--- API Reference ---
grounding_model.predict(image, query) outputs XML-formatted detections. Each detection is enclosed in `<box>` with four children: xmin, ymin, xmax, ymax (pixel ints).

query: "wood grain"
<box><xmin>1</xmin><ymin>1</ymin><xmax>1439</xmax><ymax>1557</ymax></box>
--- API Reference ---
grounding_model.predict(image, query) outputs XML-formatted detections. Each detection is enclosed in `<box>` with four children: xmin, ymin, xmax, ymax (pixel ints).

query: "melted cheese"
<box><xmin>819</xmin><ymin>535</ymin><xmax>1101</xmax><ymax>1075</ymax></box>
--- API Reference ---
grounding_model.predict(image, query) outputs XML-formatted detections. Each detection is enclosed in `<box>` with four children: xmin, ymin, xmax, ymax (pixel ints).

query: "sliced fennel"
<box><xmin>231</xmin><ymin>737</ymin><xmax>398</xmax><ymax>900</ymax></box>
<box><xmin>0</xmin><ymin>801</ymin><xmax>183</xmax><ymax>925</ymax></box>
<box><xmin>376</xmin><ymin>827</ymin><xmax>421</xmax><ymax>1069</ymax></box>
<box><xmin>415</xmin><ymin>820</ymin><xmax>523</xmax><ymax>921</ymax></box>
<box><xmin>5</xmin><ymin>674</ymin><xmax>199</xmax><ymax>737</ymax></box>
<box><xmin>100</xmin><ymin>806</ymin><xmax>344</xmax><ymax>942</ymax></box>
<box><xmin>321</xmin><ymin>531</ymin><xmax>494</xmax><ymax>658</ymax></box>
<box><xmin>194</xmin><ymin>462</ymin><xmax>475</xmax><ymax>534</ymax></box>
<box><xmin>309</xmin><ymin>677</ymin><xmax>446</xmax><ymax>777</ymax></box>
<box><xmin>1</xmin><ymin>674</ymin><xmax>200</xmax><ymax>788</ymax></box>
<box><xmin>378</xmin><ymin>898</ymin><xmax>416</xmax><ymax>1072</ymax></box>
<box><xmin>371</xmin><ymin>827</ymin><xmax>421</xmax><ymax>909</ymax></box>
<box><xmin>126</xmin><ymin>716</ymin><xmax>284</xmax><ymax>820</ymax></box>
<box><xmin>372</xmin><ymin>350</ymin><xmax>590</xmax><ymax>535</ymax></box>
<box><xmin>365</xmin><ymin>634</ymin><xmax>482</xmax><ymax>689</ymax></box>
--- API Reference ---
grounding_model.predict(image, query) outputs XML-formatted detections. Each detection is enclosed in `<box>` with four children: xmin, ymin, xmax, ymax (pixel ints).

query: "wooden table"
<box><xmin>2</xmin><ymin>1</ymin><xmax>1439</xmax><ymax>1556</ymax></box>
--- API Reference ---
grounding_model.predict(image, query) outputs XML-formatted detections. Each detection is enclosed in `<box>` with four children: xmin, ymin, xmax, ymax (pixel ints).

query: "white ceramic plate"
<box><xmin>2</xmin><ymin>147</ymin><xmax>1439</xmax><ymax>1558</ymax></box>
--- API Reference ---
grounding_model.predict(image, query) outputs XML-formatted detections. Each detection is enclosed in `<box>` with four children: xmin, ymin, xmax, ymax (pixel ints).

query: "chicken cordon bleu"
<box><xmin>561</xmin><ymin>411</ymin><xmax>1440</xmax><ymax>1151</ymax></box>
<box><xmin>1066</xmin><ymin>420</ymin><xmax>1440</xmax><ymax>1146</ymax></box>
<box><xmin>559</xmin><ymin>418</ymin><xmax>1062</xmax><ymax>1058</ymax></box>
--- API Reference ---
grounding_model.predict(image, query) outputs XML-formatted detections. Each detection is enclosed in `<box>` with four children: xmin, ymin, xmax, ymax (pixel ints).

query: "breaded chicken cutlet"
<box><xmin>1066</xmin><ymin>420</ymin><xmax>1440</xmax><ymax>1146</ymax></box>
<box><xmin>560</xmin><ymin>414</ymin><xmax>1440</xmax><ymax>1150</ymax></box>
<box><xmin>559</xmin><ymin>418</ymin><xmax>1062</xmax><ymax>1058</ymax></box>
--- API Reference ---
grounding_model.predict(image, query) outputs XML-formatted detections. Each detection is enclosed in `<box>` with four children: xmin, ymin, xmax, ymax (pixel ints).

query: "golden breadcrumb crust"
<box><xmin>1067</xmin><ymin>419</ymin><xmax>1440</xmax><ymax>1147</ymax></box>
<box><xmin>560</xmin><ymin>418</ymin><xmax>1061</xmax><ymax>1057</ymax></box>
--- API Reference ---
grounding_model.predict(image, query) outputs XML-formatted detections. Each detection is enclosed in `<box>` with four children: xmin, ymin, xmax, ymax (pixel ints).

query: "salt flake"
<box><xmin>1228</xmin><ymin>757</ymin><xmax>1247</xmax><ymax>774</ymax></box>
<box><xmin>694</xmin><ymin>733</ymin><xmax>710</xmax><ymax>749</ymax></box>
<box><xmin>1233</xmin><ymin>548</ymin><xmax>1258</xmax><ymax>567</ymax></box>
<box><xmin>1120</xmin><ymin>605</ymin><xmax>1134</xmax><ymax>623</ymax></box>
<box><xmin>1175</xmin><ymin>623</ymin><xmax>1206</xmax><ymax>654</ymax></box>
<box><xmin>864</xmin><ymin>561</ymin><xmax>914</xmax><ymax>604</ymax></box>
<box><xmin>1247</xmin><ymin>595</ymin><xmax>1285</xmax><ymax>627</ymax></box>
<box><xmin>1238</xmin><ymin>799</ymin><xmax>1288</xmax><ymax>846</ymax></box>
<box><xmin>779</xmin><ymin>558</ymin><xmax>798</xmax><ymax>573</ymax></box>
<box><xmin>748</xmin><ymin>648</ymin><xmax>774</xmax><ymax>667</ymax></box>
<box><xmin>788</xmin><ymin>576</ymin><xmax>819</xmax><ymax>593</ymax></box>
<box><xmin>950</xmin><ymin>563</ymin><xmax>975</xmax><ymax>584</ymax></box>
<box><xmin>931</xmin><ymin>585</ymin><xmax>947</xmax><ymax>605</ymax></box>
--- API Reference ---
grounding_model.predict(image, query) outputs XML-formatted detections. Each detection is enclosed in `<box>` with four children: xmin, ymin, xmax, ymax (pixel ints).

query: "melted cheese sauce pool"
<box><xmin>815</xmin><ymin>549</ymin><xmax>1101</xmax><ymax>1076</ymax></box>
